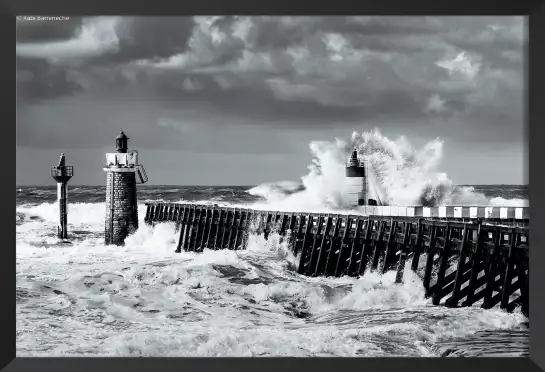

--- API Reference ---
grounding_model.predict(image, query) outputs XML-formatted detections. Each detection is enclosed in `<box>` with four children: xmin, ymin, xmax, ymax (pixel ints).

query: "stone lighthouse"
<box><xmin>103</xmin><ymin>131</ymin><xmax>148</xmax><ymax>245</ymax></box>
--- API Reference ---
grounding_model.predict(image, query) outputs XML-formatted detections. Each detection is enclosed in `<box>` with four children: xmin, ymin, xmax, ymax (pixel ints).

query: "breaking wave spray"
<box><xmin>249</xmin><ymin>129</ymin><xmax>527</xmax><ymax>212</ymax></box>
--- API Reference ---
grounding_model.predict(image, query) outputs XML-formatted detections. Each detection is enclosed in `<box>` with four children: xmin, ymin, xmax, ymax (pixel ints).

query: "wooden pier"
<box><xmin>144</xmin><ymin>202</ymin><xmax>529</xmax><ymax>317</ymax></box>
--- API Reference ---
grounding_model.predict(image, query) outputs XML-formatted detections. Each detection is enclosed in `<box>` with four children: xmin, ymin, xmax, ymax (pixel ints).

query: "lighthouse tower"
<box><xmin>345</xmin><ymin>148</ymin><xmax>367</xmax><ymax>206</ymax></box>
<box><xmin>103</xmin><ymin>131</ymin><xmax>148</xmax><ymax>245</ymax></box>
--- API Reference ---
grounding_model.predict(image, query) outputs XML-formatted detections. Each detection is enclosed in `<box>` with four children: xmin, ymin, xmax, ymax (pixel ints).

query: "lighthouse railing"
<box><xmin>50</xmin><ymin>166</ymin><xmax>74</xmax><ymax>183</ymax></box>
<box><xmin>50</xmin><ymin>166</ymin><xmax>73</xmax><ymax>178</ymax></box>
<box><xmin>105</xmin><ymin>150</ymin><xmax>139</xmax><ymax>167</ymax></box>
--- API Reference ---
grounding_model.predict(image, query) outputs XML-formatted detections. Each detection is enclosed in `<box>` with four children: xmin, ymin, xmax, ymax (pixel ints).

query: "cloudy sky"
<box><xmin>16</xmin><ymin>16</ymin><xmax>527</xmax><ymax>186</ymax></box>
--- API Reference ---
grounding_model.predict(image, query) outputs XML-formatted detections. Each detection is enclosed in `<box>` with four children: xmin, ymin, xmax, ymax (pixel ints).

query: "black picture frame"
<box><xmin>6</xmin><ymin>0</ymin><xmax>544</xmax><ymax>371</ymax></box>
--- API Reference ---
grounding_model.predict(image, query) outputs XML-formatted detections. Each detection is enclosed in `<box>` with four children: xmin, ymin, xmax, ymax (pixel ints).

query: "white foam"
<box><xmin>248</xmin><ymin>129</ymin><xmax>528</xmax><ymax>210</ymax></box>
<box><xmin>16</xmin><ymin>195</ymin><xmax>528</xmax><ymax>356</ymax></box>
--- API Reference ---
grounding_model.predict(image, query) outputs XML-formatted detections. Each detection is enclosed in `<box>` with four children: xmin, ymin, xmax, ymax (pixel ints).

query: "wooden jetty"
<box><xmin>144</xmin><ymin>202</ymin><xmax>529</xmax><ymax>317</ymax></box>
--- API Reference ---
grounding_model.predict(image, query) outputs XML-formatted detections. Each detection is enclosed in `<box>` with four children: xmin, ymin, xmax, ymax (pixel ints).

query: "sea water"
<box><xmin>16</xmin><ymin>130</ymin><xmax>529</xmax><ymax>356</ymax></box>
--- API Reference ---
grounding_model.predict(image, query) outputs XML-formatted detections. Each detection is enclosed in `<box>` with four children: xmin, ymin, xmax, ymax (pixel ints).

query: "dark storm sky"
<box><xmin>16</xmin><ymin>16</ymin><xmax>527</xmax><ymax>186</ymax></box>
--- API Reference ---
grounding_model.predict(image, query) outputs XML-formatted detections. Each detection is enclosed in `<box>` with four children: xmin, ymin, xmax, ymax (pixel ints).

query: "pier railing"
<box><xmin>144</xmin><ymin>202</ymin><xmax>529</xmax><ymax>316</ymax></box>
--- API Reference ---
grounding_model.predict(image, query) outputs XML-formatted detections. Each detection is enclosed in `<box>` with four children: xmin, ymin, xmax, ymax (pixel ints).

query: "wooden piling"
<box><xmin>144</xmin><ymin>206</ymin><xmax>151</xmax><ymax>223</ymax></box>
<box><xmin>241</xmin><ymin>210</ymin><xmax>253</xmax><ymax>249</ymax></box>
<box><xmin>370</xmin><ymin>220</ymin><xmax>386</xmax><ymax>271</ymax></box>
<box><xmin>197</xmin><ymin>209</ymin><xmax>211</xmax><ymax>252</ymax></box>
<box><xmin>520</xmin><ymin>261</ymin><xmax>529</xmax><ymax>317</ymax></box>
<box><xmin>500</xmin><ymin>228</ymin><xmax>517</xmax><ymax>311</ymax></box>
<box><xmin>356</xmin><ymin>217</ymin><xmax>373</xmax><ymax>276</ymax></box>
<box><xmin>284</xmin><ymin>213</ymin><xmax>296</xmax><ymax>249</ymax></box>
<box><xmin>152</xmin><ymin>205</ymin><xmax>158</xmax><ymax>222</ymax></box>
<box><xmin>347</xmin><ymin>218</ymin><xmax>365</xmax><ymax>276</ymax></box>
<box><xmin>172</xmin><ymin>205</ymin><xmax>180</xmax><ymax>225</ymax></box>
<box><xmin>432</xmin><ymin>224</ymin><xmax>452</xmax><ymax>305</ymax></box>
<box><xmin>182</xmin><ymin>206</ymin><xmax>196</xmax><ymax>252</ymax></box>
<box><xmin>423</xmin><ymin>223</ymin><xmax>438</xmax><ymax>293</ymax></box>
<box><xmin>232</xmin><ymin>210</ymin><xmax>244</xmax><ymax>250</ymax></box>
<box><xmin>227</xmin><ymin>209</ymin><xmax>237</xmax><ymax>250</ymax></box>
<box><xmin>297</xmin><ymin>215</ymin><xmax>315</xmax><ymax>275</ymax></box>
<box><xmin>188</xmin><ymin>208</ymin><xmax>201</xmax><ymax>252</ymax></box>
<box><xmin>263</xmin><ymin>213</ymin><xmax>273</xmax><ymax>240</ymax></box>
<box><xmin>482</xmin><ymin>227</ymin><xmax>502</xmax><ymax>309</ymax></box>
<box><xmin>213</xmin><ymin>209</ymin><xmax>226</xmax><ymax>250</ymax></box>
<box><xmin>313</xmin><ymin>216</ymin><xmax>334</xmax><ymax>276</ymax></box>
<box><xmin>218</xmin><ymin>209</ymin><xmax>230</xmax><ymax>249</ymax></box>
<box><xmin>323</xmin><ymin>216</ymin><xmax>343</xmax><ymax>276</ymax></box>
<box><xmin>445</xmin><ymin>223</ymin><xmax>469</xmax><ymax>307</ymax></box>
<box><xmin>307</xmin><ymin>216</ymin><xmax>326</xmax><ymax>276</ymax></box>
<box><xmin>333</xmin><ymin>216</ymin><xmax>355</xmax><ymax>277</ymax></box>
<box><xmin>382</xmin><ymin>218</ymin><xmax>398</xmax><ymax>274</ymax></box>
<box><xmin>293</xmin><ymin>215</ymin><xmax>306</xmax><ymax>256</ymax></box>
<box><xmin>278</xmin><ymin>214</ymin><xmax>289</xmax><ymax>246</ymax></box>
<box><xmin>461</xmin><ymin>222</ymin><xmax>483</xmax><ymax>307</ymax></box>
<box><xmin>395</xmin><ymin>222</ymin><xmax>412</xmax><ymax>283</ymax></box>
<box><xmin>145</xmin><ymin>202</ymin><xmax>530</xmax><ymax>316</ymax></box>
<box><xmin>411</xmin><ymin>219</ymin><xmax>424</xmax><ymax>272</ymax></box>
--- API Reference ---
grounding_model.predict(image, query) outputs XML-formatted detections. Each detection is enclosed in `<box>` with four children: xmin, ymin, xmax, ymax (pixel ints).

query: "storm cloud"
<box><xmin>16</xmin><ymin>16</ymin><xmax>527</xmax><ymax>185</ymax></box>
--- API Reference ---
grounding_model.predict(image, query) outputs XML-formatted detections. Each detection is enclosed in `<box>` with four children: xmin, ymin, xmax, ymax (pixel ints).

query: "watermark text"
<box><xmin>17</xmin><ymin>16</ymin><xmax>70</xmax><ymax>21</ymax></box>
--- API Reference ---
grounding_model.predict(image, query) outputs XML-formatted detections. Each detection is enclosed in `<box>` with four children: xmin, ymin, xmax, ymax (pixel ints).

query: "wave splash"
<box><xmin>248</xmin><ymin>129</ymin><xmax>527</xmax><ymax>211</ymax></box>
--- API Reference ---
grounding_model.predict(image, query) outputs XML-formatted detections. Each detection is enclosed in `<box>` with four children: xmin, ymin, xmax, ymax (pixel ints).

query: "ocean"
<box><xmin>16</xmin><ymin>184</ymin><xmax>529</xmax><ymax>357</ymax></box>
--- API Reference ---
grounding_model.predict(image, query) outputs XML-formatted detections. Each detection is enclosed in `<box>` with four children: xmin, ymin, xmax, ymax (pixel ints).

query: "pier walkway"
<box><xmin>144</xmin><ymin>202</ymin><xmax>529</xmax><ymax>316</ymax></box>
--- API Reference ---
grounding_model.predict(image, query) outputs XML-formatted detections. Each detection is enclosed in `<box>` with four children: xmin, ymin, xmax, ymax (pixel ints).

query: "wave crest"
<box><xmin>249</xmin><ymin>129</ymin><xmax>527</xmax><ymax>210</ymax></box>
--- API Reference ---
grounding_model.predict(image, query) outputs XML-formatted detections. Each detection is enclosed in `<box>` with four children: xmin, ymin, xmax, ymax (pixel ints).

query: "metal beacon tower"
<box><xmin>51</xmin><ymin>153</ymin><xmax>73</xmax><ymax>240</ymax></box>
